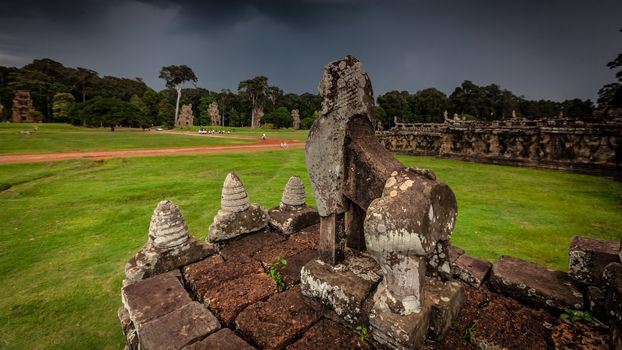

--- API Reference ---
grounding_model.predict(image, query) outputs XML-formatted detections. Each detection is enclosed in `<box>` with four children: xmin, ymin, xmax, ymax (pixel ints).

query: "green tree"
<box><xmin>372</xmin><ymin>106</ymin><xmax>388</xmax><ymax>129</ymax></box>
<box><xmin>227</xmin><ymin>107</ymin><xmax>248</xmax><ymax>127</ymax></box>
<box><xmin>562</xmin><ymin>99</ymin><xmax>594</xmax><ymax>119</ymax></box>
<box><xmin>597</xmin><ymin>43</ymin><xmax>622</xmax><ymax>112</ymax></box>
<box><xmin>262</xmin><ymin>107</ymin><xmax>291</xmax><ymax>128</ymax></box>
<box><xmin>129</xmin><ymin>94</ymin><xmax>146</xmax><ymax>115</ymax></box>
<box><xmin>51</xmin><ymin>92</ymin><xmax>75</xmax><ymax>121</ymax></box>
<box><xmin>301</xmin><ymin>111</ymin><xmax>319</xmax><ymax>129</ymax></box>
<box><xmin>377</xmin><ymin>90</ymin><xmax>411</xmax><ymax>125</ymax></box>
<box><xmin>157</xmin><ymin>98</ymin><xmax>175</xmax><ymax>128</ymax></box>
<box><xmin>449</xmin><ymin>80</ymin><xmax>484</xmax><ymax>118</ymax></box>
<box><xmin>238</xmin><ymin>76</ymin><xmax>269</xmax><ymax>128</ymax></box>
<box><xmin>410</xmin><ymin>88</ymin><xmax>449</xmax><ymax>122</ymax></box>
<box><xmin>142</xmin><ymin>88</ymin><xmax>159</xmax><ymax>124</ymax></box>
<box><xmin>159</xmin><ymin>65</ymin><xmax>198</xmax><ymax>125</ymax></box>
<box><xmin>71</xmin><ymin>97</ymin><xmax>146</xmax><ymax>131</ymax></box>
<box><xmin>71</xmin><ymin>67</ymin><xmax>98</xmax><ymax>102</ymax></box>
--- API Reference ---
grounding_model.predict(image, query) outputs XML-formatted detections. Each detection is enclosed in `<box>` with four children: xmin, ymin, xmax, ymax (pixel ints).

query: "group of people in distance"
<box><xmin>198</xmin><ymin>128</ymin><xmax>230</xmax><ymax>135</ymax></box>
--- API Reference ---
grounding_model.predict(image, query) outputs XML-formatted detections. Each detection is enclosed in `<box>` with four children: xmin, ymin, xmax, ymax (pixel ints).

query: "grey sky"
<box><xmin>0</xmin><ymin>0</ymin><xmax>620</xmax><ymax>101</ymax></box>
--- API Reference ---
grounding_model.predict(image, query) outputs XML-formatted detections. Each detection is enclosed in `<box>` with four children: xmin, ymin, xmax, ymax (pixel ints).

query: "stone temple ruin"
<box><xmin>11</xmin><ymin>90</ymin><xmax>38</xmax><ymax>123</ymax></box>
<box><xmin>378</xmin><ymin>117</ymin><xmax>622</xmax><ymax>178</ymax></box>
<box><xmin>291</xmin><ymin>109</ymin><xmax>301</xmax><ymax>130</ymax></box>
<box><xmin>118</xmin><ymin>56</ymin><xmax>622</xmax><ymax>350</ymax></box>
<box><xmin>176</xmin><ymin>104</ymin><xmax>194</xmax><ymax>126</ymax></box>
<box><xmin>209</xmin><ymin>102</ymin><xmax>221</xmax><ymax>126</ymax></box>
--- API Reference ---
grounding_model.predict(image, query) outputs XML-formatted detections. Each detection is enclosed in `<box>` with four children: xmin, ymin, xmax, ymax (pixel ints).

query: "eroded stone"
<box><xmin>286</xmin><ymin>319</ymin><xmax>372</xmax><ymax>350</ymax></box>
<box><xmin>269</xmin><ymin>206</ymin><xmax>320</xmax><ymax>235</ymax></box>
<box><xmin>182</xmin><ymin>255</ymin><xmax>264</xmax><ymax>301</ymax></box>
<box><xmin>182</xmin><ymin>328</ymin><xmax>255</xmax><ymax>350</ymax></box>
<box><xmin>370</xmin><ymin>284</ymin><xmax>431</xmax><ymax>350</ymax></box>
<box><xmin>204</xmin><ymin>273</ymin><xmax>278</xmax><ymax>327</ymax></box>
<box><xmin>569</xmin><ymin>235</ymin><xmax>620</xmax><ymax>287</ymax></box>
<box><xmin>138</xmin><ymin>302</ymin><xmax>220</xmax><ymax>350</ymax></box>
<box><xmin>121</xmin><ymin>272</ymin><xmax>192</xmax><ymax>326</ymax></box>
<box><xmin>300</xmin><ymin>255</ymin><xmax>380</xmax><ymax>325</ymax></box>
<box><xmin>452</xmin><ymin>253</ymin><xmax>492</xmax><ymax>288</ymax></box>
<box><xmin>236</xmin><ymin>286</ymin><xmax>321</xmax><ymax>349</ymax></box>
<box><xmin>489</xmin><ymin>255</ymin><xmax>583</xmax><ymax>312</ymax></box>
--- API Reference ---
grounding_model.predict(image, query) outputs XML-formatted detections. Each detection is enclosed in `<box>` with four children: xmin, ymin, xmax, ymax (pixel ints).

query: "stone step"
<box><xmin>452</xmin><ymin>253</ymin><xmax>492</xmax><ymax>288</ymax></box>
<box><xmin>286</xmin><ymin>319</ymin><xmax>373</xmax><ymax>350</ymax></box>
<box><xmin>489</xmin><ymin>255</ymin><xmax>583</xmax><ymax>312</ymax></box>
<box><xmin>235</xmin><ymin>286</ymin><xmax>322</xmax><ymax>349</ymax></box>
<box><xmin>568</xmin><ymin>236</ymin><xmax>621</xmax><ymax>287</ymax></box>
<box><xmin>300</xmin><ymin>252</ymin><xmax>382</xmax><ymax>325</ymax></box>
<box><xmin>138</xmin><ymin>302</ymin><xmax>220</xmax><ymax>350</ymax></box>
<box><xmin>182</xmin><ymin>328</ymin><xmax>255</xmax><ymax>350</ymax></box>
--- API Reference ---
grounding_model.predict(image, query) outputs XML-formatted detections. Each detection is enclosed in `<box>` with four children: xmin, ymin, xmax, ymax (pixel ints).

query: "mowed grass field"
<box><xmin>0</xmin><ymin>123</ymin><xmax>258</xmax><ymax>154</ymax></box>
<box><xmin>0</xmin><ymin>129</ymin><xmax>620</xmax><ymax>348</ymax></box>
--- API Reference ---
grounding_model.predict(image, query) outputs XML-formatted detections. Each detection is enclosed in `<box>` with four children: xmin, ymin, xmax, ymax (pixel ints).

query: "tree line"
<box><xmin>1</xmin><ymin>54</ymin><xmax>619</xmax><ymax>130</ymax></box>
<box><xmin>373</xmin><ymin>82</ymin><xmax>595</xmax><ymax>129</ymax></box>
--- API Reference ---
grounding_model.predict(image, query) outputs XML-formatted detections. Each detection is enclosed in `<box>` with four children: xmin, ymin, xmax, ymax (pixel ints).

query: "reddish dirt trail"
<box><xmin>0</xmin><ymin>137</ymin><xmax>305</xmax><ymax>165</ymax></box>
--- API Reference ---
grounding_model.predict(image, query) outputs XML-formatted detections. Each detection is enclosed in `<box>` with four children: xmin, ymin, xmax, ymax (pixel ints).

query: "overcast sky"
<box><xmin>0</xmin><ymin>0</ymin><xmax>620</xmax><ymax>101</ymax></box>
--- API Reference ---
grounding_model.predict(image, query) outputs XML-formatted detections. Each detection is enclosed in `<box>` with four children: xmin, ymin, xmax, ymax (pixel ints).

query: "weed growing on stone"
<box><xmin>560</xmin><ymin>308</ymin><xmax>599</xmax><ymax>325</ymax></box>
<box><xmin>462</xmin><ymin>321</ymin><xmax>477</xmax><ymax>341</ymax></box>
<box><xmin>267</xmin><ymin>255</ymin><xmax>288</xmax><ymax>291</ymax></box>
<box><xmin>355</xmin><ymin>325</ymin><xmax>369</xmax><ymax>342</ymax></box>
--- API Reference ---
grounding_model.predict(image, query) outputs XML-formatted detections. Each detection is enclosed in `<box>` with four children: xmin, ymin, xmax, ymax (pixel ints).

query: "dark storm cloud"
<box><xmin>138</xmin><ymin>0</ymin><xmax>369</xmax><ymax>30</ymax></box>
<box><xmin>0</xmin><ymin>0</ymin><xmax>620</xmax><ymax>101</ymax></box>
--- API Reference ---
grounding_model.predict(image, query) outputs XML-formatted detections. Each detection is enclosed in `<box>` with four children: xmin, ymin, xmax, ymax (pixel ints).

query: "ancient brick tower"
<box><xmin>11</xmin><ymin>90</ymin><xmax>37</xmax><ymax>123</ymax></box>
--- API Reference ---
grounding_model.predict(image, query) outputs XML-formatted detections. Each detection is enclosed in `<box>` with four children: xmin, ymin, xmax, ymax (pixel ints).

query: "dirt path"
<box><xmin>0</xmin><ymin>137</ymin><xmax>305</xmax><ymax>165</ymax></box>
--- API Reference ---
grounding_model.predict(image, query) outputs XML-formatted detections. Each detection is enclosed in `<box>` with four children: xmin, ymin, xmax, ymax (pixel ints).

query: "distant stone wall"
<box><xmin>377</xmin><ymin>118</ymin><xmax>622</xmax><ymax>177</ymax></box>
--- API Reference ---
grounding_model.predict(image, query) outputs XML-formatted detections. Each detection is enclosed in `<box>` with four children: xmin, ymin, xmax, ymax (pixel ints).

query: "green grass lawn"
<box><xmin>0</xmin><ymin>151</ymin><xmax>620</xmax><ymax>349</ymax></box>
<box><xmin>0</xmin><ymin>123</ymin><xmax>253</xmax><ymax>154</ymax></box>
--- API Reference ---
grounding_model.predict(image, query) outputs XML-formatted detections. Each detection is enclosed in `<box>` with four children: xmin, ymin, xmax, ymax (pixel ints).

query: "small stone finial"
<box><xmin>221</xmin><ymin>172</ymin><xmax>250</xmax><ymax>213</ymax></box>
<box><xmin>280</xmin><ymin>176</ymin><xmax>306</xmax><ymax>209</ymax></box>
<box><xmin>148</xmin><ymin>200</ymin><xmax>189</xmax><ymax>249</ymax></box>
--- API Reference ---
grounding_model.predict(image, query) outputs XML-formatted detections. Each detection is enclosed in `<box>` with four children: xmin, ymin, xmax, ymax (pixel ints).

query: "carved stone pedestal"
<box><xmin>369</xmin><ymin>279</ymin><xmax>464</xmax><ymax>350</ymax></box>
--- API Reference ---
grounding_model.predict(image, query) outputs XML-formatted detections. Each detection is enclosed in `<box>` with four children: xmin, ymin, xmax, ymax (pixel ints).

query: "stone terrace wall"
<box><xmin>377</xmin><ymin>118</ymin><xmax>622</xmax><ymax>177</ymax></box>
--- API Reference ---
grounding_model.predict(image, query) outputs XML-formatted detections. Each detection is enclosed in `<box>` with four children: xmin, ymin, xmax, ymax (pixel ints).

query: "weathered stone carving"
<box><xmin>11</xmin><ymin>90</ymin><xmax>37</xmax><ymax>123</ymax></box>
<box><xmin>124</xmin><ymin>200</ymin><xmax>215</xmax><ymax>286</ymax></box>
<box><xmin>208</xmin><ymin>172</ymin><xmax>269</xmax><ymax>242</ymax></box>
<box><xmin>268</xmin><ymin>176</ymin><xmax>319</xmax><ymax>235</ymax></box>
<box><xmin>280</xmin><ymin>176</ymin><xmax>306</xmax><ymax>209</ymax></box>
<box><xmin>148</xmin><ymin>200</ymin><xmax>189</xmax><ymax>248</ymax></box>
<box><xmin>379</xmin><ymin>118</ymin><xmax>622</xmax><ymax>178</ymax></box>
<box><xmin>177</xmin><ymin>104</ymin><xmax>194</xmax><ymax>126</ymax></box>
<box><xmin>208</xmin><ymin>101</ymin><xmax>221</xmax><ymax>126</ymax></box>
<box><xmin>302</xmin><ymin>55</ymin><xmax>462</xmax><ymax>349</ymax></box>
<box><xmin>291</xmin><ymin>109</ymin><xmax>300</xmax><ymax>129</ymax></box>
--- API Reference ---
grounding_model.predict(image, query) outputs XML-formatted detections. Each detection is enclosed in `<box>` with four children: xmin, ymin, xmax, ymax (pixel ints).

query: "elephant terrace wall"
<box><xmin>378</xmin><ymin>118</ymin><xmax>622</xmax><ymax>178</ymax></box>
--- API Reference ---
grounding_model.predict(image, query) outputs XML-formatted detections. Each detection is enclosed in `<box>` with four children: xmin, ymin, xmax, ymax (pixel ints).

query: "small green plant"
<box><xmin>355</xmin><ymin>325</ymin><xmax>368</xmax><ymax>342</ymax></box>
<box><xmin>462</xmin><ymin>321</ymin><xmax>477</xmax><ymax>341</ymax></box>
<box><xmin>267</xmin><ymin>256</ymin><xmax>288</xmax><ymax>291</ymax></box>
<box><xmin>560</xmin><ymin>308</ymin><xmax>596</xmax><ymax>325</ymax></box>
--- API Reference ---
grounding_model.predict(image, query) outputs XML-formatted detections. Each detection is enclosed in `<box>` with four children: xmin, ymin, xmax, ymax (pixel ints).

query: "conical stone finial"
<box><xmin>221</xmin><ymin>172</ymin><xmax>250</xmax><ymax>212</ymax></box>
<box><xmin>148</xmin><ymin>200</ymin><xmax>189</xmax><ymax>249</ymax></box>
<box><xmin>280</xmin><ymin>176</ymin><xmax>306</xmax><ymax>209</ymax></box>
<box><xmin>208</xmin><ymin>172</ymin><xmax>269</xmax><ymax>242</ymax></box>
